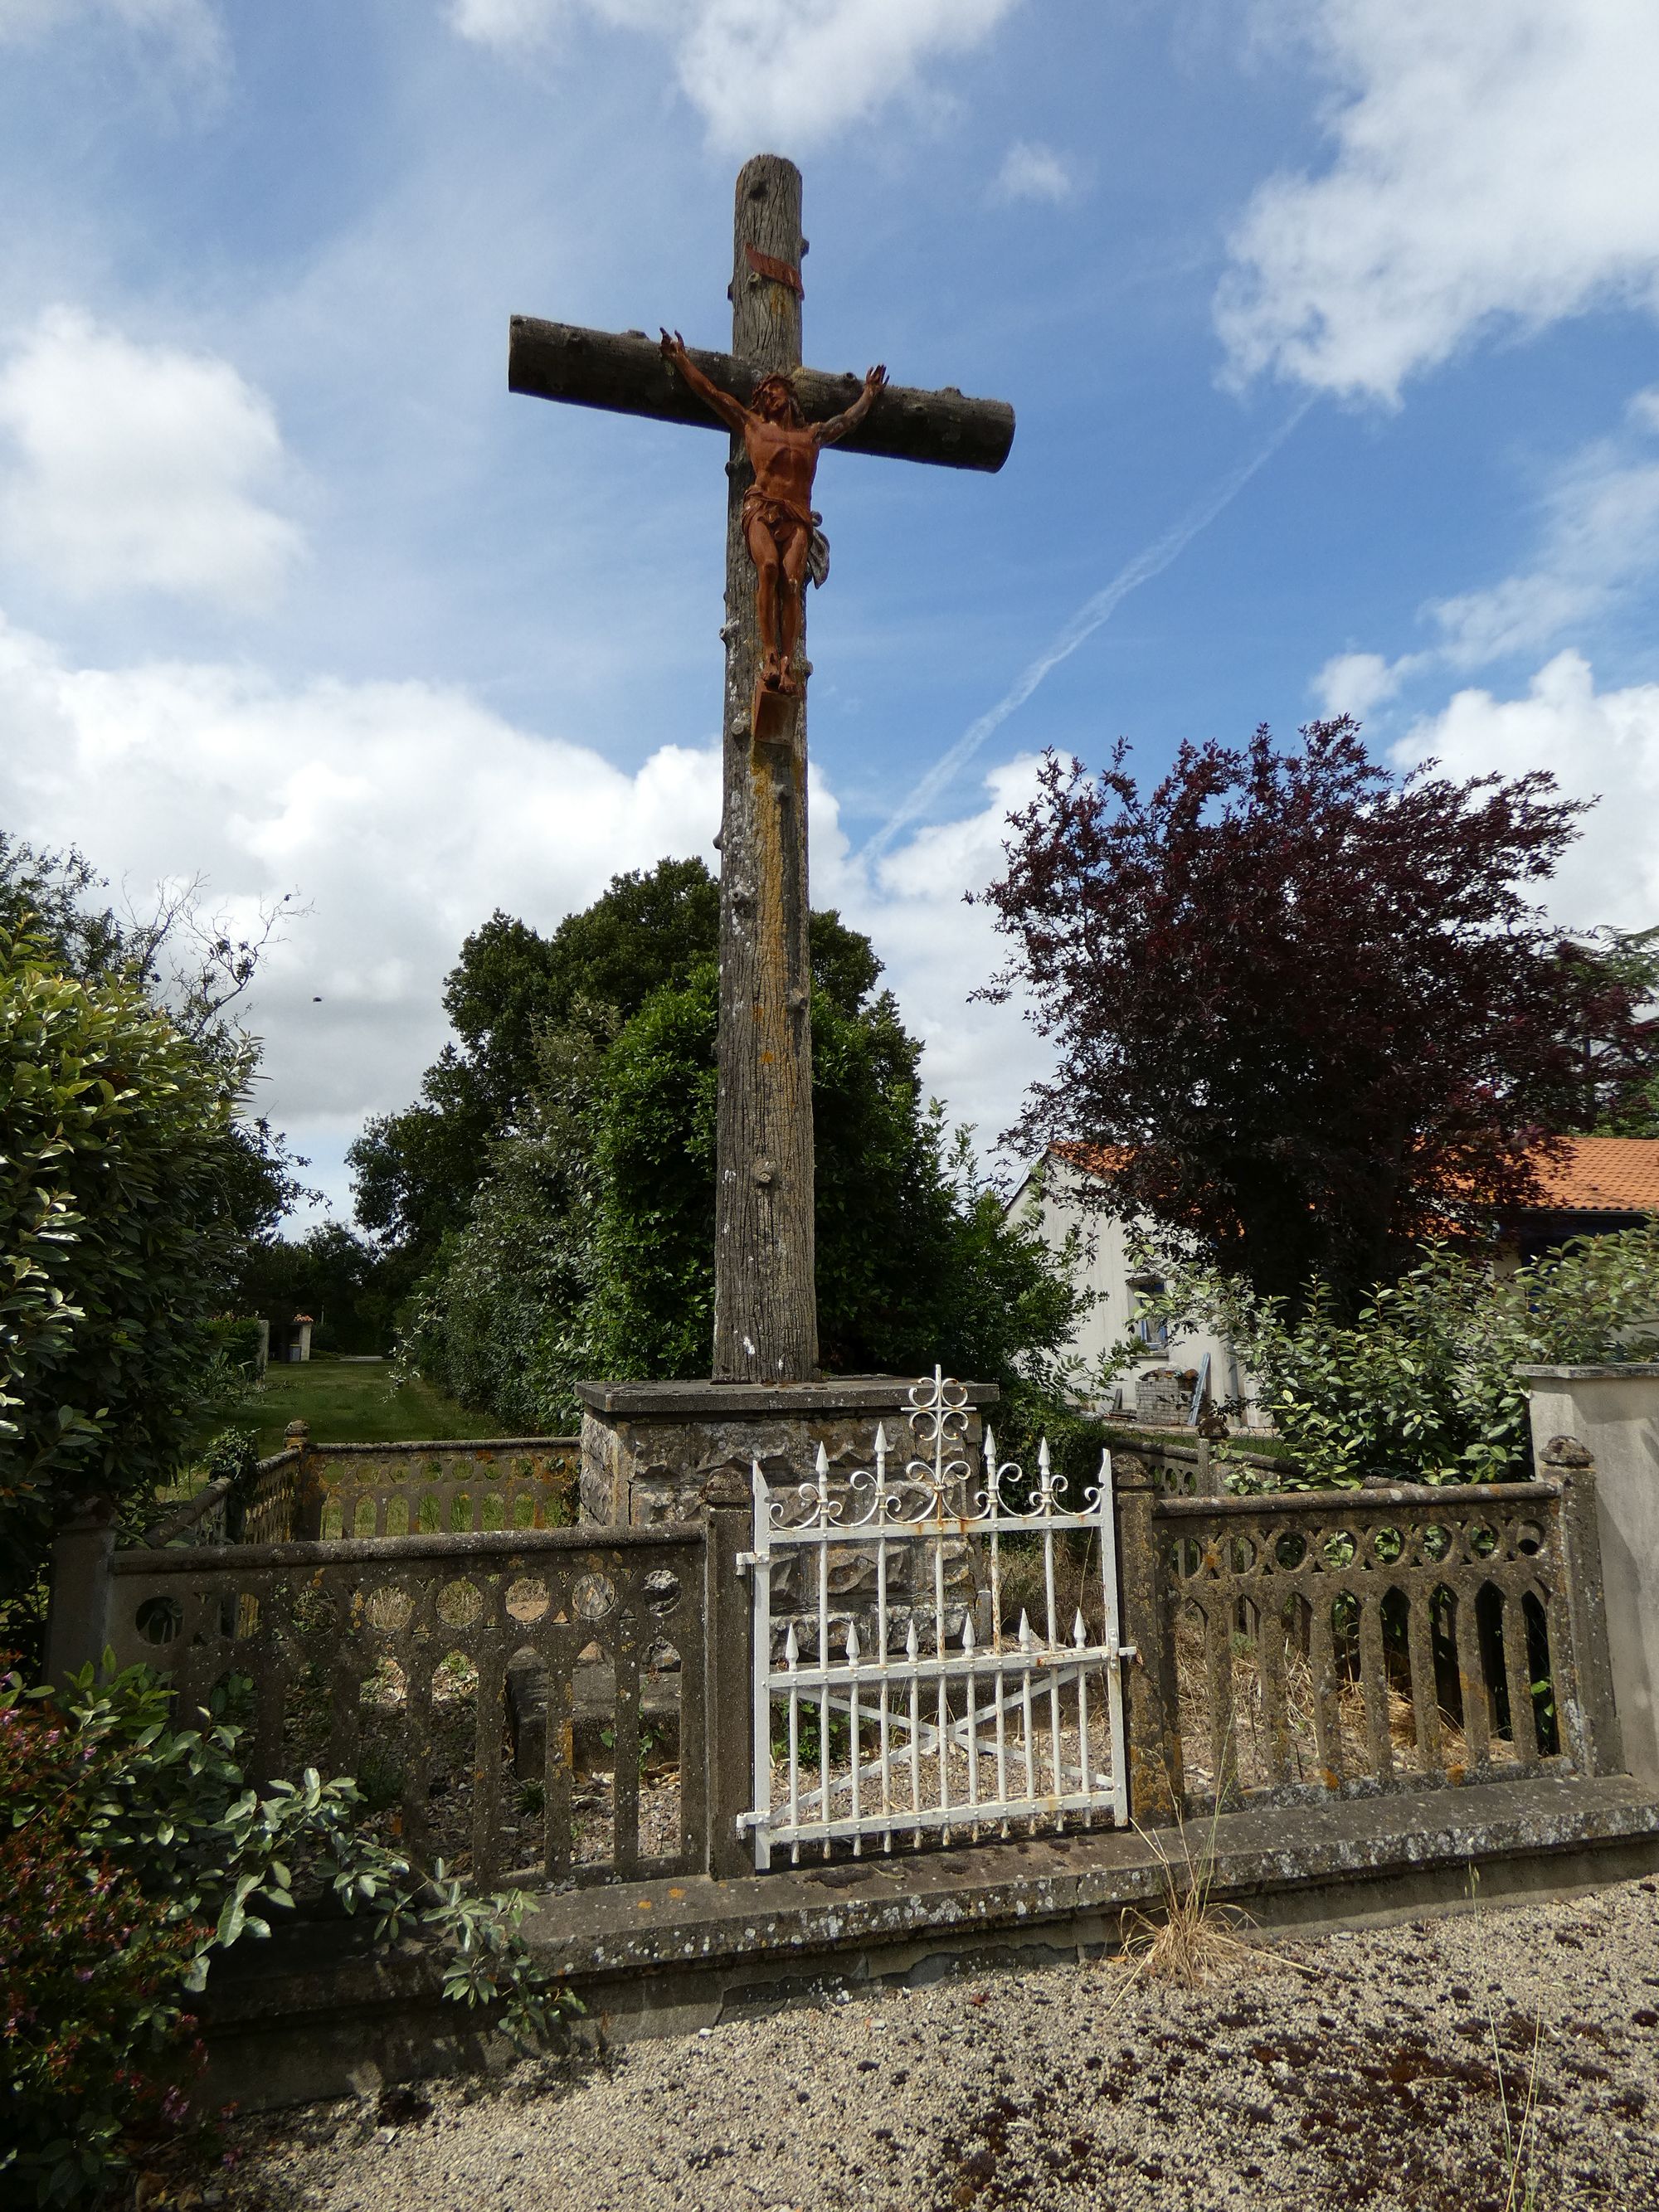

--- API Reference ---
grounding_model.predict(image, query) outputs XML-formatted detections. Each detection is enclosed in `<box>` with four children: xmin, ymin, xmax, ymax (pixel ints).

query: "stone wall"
<box><xmin>576</xmin><ymin>1375</ymin><xmax>997</xmax><ymax>1528</ymax></box>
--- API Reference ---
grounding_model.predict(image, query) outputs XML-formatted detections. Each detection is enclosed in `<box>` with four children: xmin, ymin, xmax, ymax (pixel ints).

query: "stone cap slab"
<box><xmin>1519</xmin><ymin>1364</ymin><xmax>1659</xmax><ymax>1380</ymax></box>
<box><xmin>576</xmin><ymin>1374</ymin><xmax>999</xmax><ymax>1417</ymax></box>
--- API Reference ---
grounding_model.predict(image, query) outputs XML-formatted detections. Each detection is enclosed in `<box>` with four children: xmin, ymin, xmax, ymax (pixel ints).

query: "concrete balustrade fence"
<box><xmin>1108</xmin><ymin>1442</ymin><xmax>1619</xmax><ymax>1826</ymax></box>
<box><xmin>136</xmin><ymin>1427</ymin><xmax>581</xmax><ymax>1553</ymax></box>
<box><xmin>40</xmin><ymin>1406</ymin><xmax>1631</xmax><ymax>1894</ymax></box>
<box><xmin>47</xmin><ymin>1477</ymin><xmax>755</xmax><ymax>1892</ymax></box>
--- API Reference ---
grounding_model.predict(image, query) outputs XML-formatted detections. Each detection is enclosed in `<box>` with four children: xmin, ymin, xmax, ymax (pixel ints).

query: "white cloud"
<box><xmin>0</xmin><ymin>616</ymin><xmax>718</xmax><ymax>1138</ymax></box>
<box><xmin>0</xmin><ymin>0</ymin><xmax>223</xmax><ymax>73</ymax></box>
<box><xmin>1311</xmin><ymin>384</ymin><xmax>1659</xmax><ymax>713</ymax></box>
<box><xmin>820</xmin><ymin>753</ymin><xmax>1048</xmax><ymax>1156</ymax></box>
<box><xmin>1219</xmin><ymin>0</ymin><xmax>1659</xmax><ymax>401</ymax></box>
<box><xmin>1393</xmin><ymin>650</ymin><xmax>1659</xmax><ymax>936</ymax></box>
<box><xmin>0</xmin><ymin>613</ymin><xmax>1043</xmax><ymax>1211</ymax></box>
<box><xmin>448</xmin><ymin>0</ymin><xmax>1020</xmax><ymax>150</ymax></box>
<box><xmin>447</xmin><ymin>0</ymin><xmax>559</xmax><ymax>43</ymax></box>
<box><xmin>0</xmin><ymin>308</ymin><xmax>304</xmax><ymax>610</ymax></box>
<box><xmin>992</xmin><ymin>140</ymin><xmax>1075</xmax><ymax>206</ymax></box>
<box><xmin>1313</xmin><ymin>649</ymin><xmax>1415</xmax><ymax>721</ymax></box>
<box><xmin>1428</xmin><ymin>389</ymin><xmax>1659</xmax><ymax>666</ymax></box>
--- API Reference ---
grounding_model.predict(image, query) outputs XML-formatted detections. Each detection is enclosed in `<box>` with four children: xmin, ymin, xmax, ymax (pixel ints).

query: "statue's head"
<box><xmin>752</xmin><ymin>372</ymin><xmax>804</xmax><ymax>425</ymax></box>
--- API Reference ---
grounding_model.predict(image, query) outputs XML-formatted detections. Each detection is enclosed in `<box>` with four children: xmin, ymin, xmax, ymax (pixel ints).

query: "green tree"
<box><xmin>0</xmin><ymin>834</ymin><xmax>311</xmax><ymax>1252</ymax></box>
<box><xmin>977</xmin><ymin>723</ymin><xmax>1653</xmax><ymax>1312</ymax></box>
<box><xmin>396</xmin><ymin>1018</ymin><xmax>611</xmax><ymax>1431</ymax></box>
<box><xmin>0</xmin><ymin>834</ymin><xmax>127</xmax><ymax>983</ymax></box>
<box><xmin>232</xmin><ymin>1219</ymin><xmax>396</xmax><ymax>1356</ymax></box>
<box><xmin>351</xmin><ymin>857</ymin><xmax>881</xmax><ymax>1271</ymax></box>
<box><xmin>1556</xmin><ymin>924</ymin><xmax>1659</xmax><ymax>1135</ymax></box>
<box><xmin>406</xmin><ymin>959</ymin><xmax>1084</xmax><ymax>1426</ymax></box>
<box><xmin>0</xmin><ymin>933</ymin><xmax>250</xmax><ymax>1625</ymax></box>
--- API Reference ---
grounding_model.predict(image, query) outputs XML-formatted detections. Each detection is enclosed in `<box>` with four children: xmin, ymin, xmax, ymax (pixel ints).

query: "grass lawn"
<box><xmin>248</xmin><ymin>1359</ymin><xmax>522</xmax><ymax>1455</ymax></box>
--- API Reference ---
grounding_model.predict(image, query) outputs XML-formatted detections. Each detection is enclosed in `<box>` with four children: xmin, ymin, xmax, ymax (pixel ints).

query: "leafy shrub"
<box><xmin>1136</xmin><ymin>1227</ymin><xmax>1659</xmax><ymax>1486</ymax></box>
<box><xmin>0</xmin><ymin>1692</ymin><xmax>200</xmax><ymax>2203</ymax></box>
<box><xmin>1</xmin><ymin>1660</ymin><xmax>577</xmax><ymax>2205</ymax></box>
<box><xmin>0</xmin><ymin>931</ymin><xmax>250</xmax><ymax>1641</ymax></box>
<box><xmin>211</xmin><ymin>1316</ymin><xmax>266</xmax><ymax>1371</ymax></box>
<box><xmin>202</xmin><ymin>1427</ymin><xmax>260</xmax><ymax>1492</ymax></box>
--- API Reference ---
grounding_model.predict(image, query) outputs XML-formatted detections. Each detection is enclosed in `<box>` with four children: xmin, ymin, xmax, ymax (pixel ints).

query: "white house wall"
<box><xmin>1010</xmin><ymin>1162</ymin><xmax>1263</xmax><ymax>1425</ymax></box>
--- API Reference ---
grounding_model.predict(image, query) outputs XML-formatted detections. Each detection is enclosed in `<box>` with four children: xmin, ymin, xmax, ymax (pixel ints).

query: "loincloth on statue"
<box><xmin>741</xmin><ymin>487</ymin><xmax>830</xmax><ymax>589</ymax></box>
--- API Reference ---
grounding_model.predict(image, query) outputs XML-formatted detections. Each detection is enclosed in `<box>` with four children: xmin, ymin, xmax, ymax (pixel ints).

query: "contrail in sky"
<box><xmin>861</xmin><ymin>396</ymin><xmax>1316</xmax><ymax>862</ymax></box>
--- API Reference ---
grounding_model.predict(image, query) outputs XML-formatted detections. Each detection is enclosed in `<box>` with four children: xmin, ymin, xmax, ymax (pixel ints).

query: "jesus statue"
<box><xmin>659</xmin><ymin>329</ymin><xmax>887</xmax><ymax>696</ymax></box>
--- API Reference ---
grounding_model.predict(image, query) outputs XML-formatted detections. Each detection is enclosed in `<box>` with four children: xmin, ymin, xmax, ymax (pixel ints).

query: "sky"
<box><xmin>2</xmin><ymin>0</ymin><xmax>1658</xmax><ymax>1222</ymax></box>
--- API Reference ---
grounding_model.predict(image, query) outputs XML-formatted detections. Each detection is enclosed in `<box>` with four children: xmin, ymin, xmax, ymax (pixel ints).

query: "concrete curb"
<box><xmin>202</xmin><ymin>1774</ymin><xmax>1659</xmax><ymax>2110</ymax></box>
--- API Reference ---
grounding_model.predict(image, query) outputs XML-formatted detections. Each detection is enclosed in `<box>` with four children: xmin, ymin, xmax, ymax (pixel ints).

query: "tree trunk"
<box><xmin>712</xmin><ymin>154</ymin><xmax>818</xmax><ymax>1382</ymax></box>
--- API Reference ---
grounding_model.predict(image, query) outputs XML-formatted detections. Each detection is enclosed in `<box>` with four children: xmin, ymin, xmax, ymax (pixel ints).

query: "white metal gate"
<box><xmin>740</xmin><ymin>1371</ymin><xmax>1131</xmax><ymax>1869</ymax></box>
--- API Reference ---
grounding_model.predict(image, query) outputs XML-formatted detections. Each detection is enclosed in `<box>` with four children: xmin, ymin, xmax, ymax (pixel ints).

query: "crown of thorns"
<box><xmin>752</xmin><ymin>372</ymin><xmax>802</xmax><ymax>410</ymax></box>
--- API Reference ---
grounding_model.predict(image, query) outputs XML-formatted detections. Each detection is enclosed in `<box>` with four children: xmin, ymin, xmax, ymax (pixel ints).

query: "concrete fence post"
<box><xmin>1542</xmin><ymin>1434</ymin><xmax>1625</xmax><ymax>1778</ymax></box>
<box><xmin>289</xmin><ymin>1420</ymin><xmax>325</xmax><ymax>1541</ymax></box>
<box><xmin>1115</xmin><ymin>1454</ymin><xmax>1181</xmax><ymax>1825</ymax></box>
<box><xmin>701</xmin><ymin>1469</ymin><xmax>757</xmax><ymax>1879</ymax></box>
<box><xmin>42</xmin><ymin>1496</ymin><xmax>119</xmax><ymax>1689</ymax></box>
<box><xmin>1523</xmin><ymin>1364</ymin><xmax>1659</xmax><ymax>1789</ymax></box>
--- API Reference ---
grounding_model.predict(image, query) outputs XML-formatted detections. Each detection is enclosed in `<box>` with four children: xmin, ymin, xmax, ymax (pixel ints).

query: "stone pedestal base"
<box><xmin>576</xmin><ymin>1375</ymin><xmax>998</xmax><ymax>1529</ymax></box>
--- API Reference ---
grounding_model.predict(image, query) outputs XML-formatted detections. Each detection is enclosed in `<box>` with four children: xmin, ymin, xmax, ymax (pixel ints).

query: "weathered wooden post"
<box><xmin>712</xmin><ymin>154</ymin><xmax>816</xmax><ymax>1382</ymax></box>
<box><xmin>510</xmin><ymin>154</ymin><xmax>1012</xmax><ymax>1390</ymax></box>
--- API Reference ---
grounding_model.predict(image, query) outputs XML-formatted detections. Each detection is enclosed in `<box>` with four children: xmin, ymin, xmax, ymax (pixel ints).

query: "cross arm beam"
<box><xmin>508</xmin><ymin>317</ymin><xmax>1014</xmax><ymax>474</ymax></box>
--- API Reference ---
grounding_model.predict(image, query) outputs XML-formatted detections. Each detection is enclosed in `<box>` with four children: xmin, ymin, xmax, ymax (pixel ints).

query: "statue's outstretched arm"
<box><xmin>815</xmin><ymin>363</ymin><xmax>888</xmax><ymax>448</ymax></box>
<box><xmin>660</xmin><ymin>329</ymin><xmax>747</xmax><ymax>434</ymax></box>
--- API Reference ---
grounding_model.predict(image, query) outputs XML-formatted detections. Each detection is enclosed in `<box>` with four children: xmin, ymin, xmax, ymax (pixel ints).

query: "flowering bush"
<box><xmin>0</xmin><ymin>1688</ymin><xmax>201</xmax><ymax>2203</ymax></box>
<box><xmin>1</xmin><ymin>1660</ymin><xmax>576</xmax><ymax>2205</ymax></box>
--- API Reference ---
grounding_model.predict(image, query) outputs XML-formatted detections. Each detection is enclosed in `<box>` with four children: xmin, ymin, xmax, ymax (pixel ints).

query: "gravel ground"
<box><xmin>230</xmin><ymin>1874</ymin><xmax>1659</xmax><ymax>2212</ymax></box>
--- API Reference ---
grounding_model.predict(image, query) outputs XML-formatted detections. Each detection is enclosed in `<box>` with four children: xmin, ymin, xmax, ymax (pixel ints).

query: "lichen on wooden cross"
<box><xmin>510</xmin><ymin>153</ymin><xmax>1014</xmax><ymax>1383</ymax></box>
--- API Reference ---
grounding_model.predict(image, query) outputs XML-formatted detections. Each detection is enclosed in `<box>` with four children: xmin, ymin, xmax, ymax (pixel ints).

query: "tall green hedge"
<box><xmin>0</xmin><ymin>932</ymin><xmax>244</xmax><ymax>1615</ymax></box>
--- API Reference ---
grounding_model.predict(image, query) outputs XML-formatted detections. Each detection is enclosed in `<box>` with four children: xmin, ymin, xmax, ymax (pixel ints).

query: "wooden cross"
<box><xmin>510</xmin><ymin>153</ymin><xmax>1014</xmax><ymax>1384</ymax></box>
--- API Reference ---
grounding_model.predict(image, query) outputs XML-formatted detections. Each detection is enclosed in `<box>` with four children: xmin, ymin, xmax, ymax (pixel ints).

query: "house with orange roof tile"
<box><xmin>1503</xmin><ymin>1138</ymin><xmax>1659</xmax><ymax>1264</ymax></box>
<box><xmin>1009</xmin><ymin>1137</ymin><xmax>1659</xmax><ymax>1427</ymax></box>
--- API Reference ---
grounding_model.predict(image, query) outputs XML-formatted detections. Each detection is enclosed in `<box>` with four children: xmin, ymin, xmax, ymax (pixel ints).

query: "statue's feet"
<box><xmin>760</xmin><ymin>652</ymin><xmax>784</xmax><ymax>692</ymax></box>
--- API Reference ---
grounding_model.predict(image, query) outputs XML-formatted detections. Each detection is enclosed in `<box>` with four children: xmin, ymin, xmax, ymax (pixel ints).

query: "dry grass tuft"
<box><xmin>1113</xmin><ymin>1813</ymin><xmax>1267</xmax><ymax>1991</ymax></box>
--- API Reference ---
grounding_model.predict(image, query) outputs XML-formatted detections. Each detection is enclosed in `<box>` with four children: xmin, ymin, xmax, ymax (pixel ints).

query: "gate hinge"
<box><xmin>735</xmin><ymin>1550</ymin><xmax>763</xmax><ymax>1574</ymax></box>
<box><xmin>1117</xmin><ymin>1643</ymin><xmax>1140</xmax><ymax>1661</ymax></box>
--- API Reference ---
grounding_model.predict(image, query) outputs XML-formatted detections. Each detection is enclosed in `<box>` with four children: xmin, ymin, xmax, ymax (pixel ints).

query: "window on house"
<box><xmin>1126</xmin><ymin>1268</ymin><xmax>1168</xmax><ymax>1351</ymax></box>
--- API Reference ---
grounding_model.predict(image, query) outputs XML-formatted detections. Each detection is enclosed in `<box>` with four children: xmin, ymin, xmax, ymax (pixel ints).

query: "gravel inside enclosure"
<box><xmin>227</xmin><ymin>1872</ymin><xmax>1659</xmax><ymax>2212</ymax></box>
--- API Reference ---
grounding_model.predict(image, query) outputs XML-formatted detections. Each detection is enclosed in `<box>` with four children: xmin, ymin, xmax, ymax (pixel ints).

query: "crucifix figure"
<box><xmin>658</xmin><ymin>333</ymin><xmax>887</xmax><ymax>694</ymax></box>
<box><xmin>510</xmin><ymin>153</ymin><xmax>1013</xmax><ymax>1385</ymax></box>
